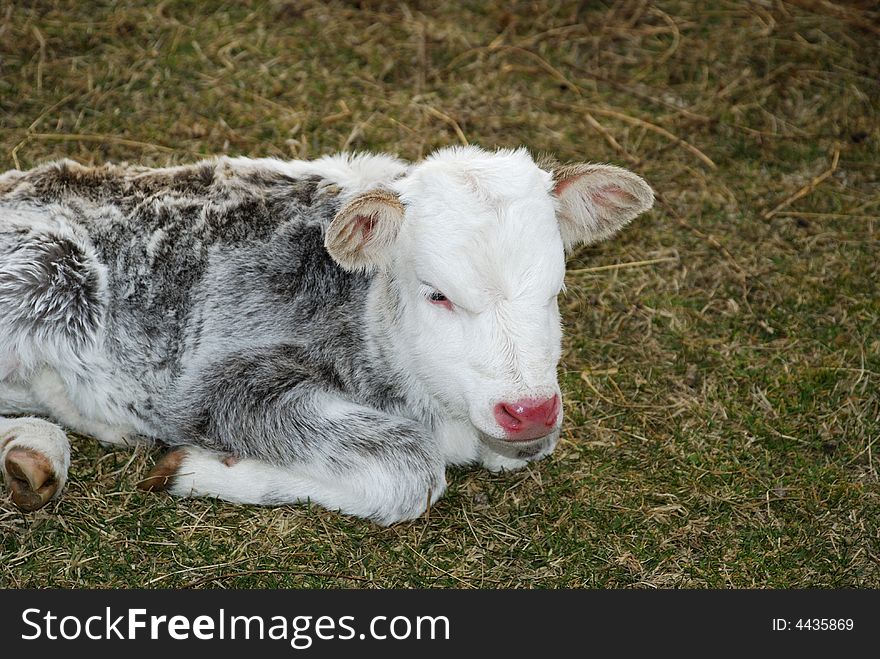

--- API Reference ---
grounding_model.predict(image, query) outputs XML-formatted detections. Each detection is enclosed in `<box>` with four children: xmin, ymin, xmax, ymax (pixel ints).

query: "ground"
<box><xmin>0</xmin><ymin>0</ymin><xmax>877</xmax><ymax>588</ymax></box>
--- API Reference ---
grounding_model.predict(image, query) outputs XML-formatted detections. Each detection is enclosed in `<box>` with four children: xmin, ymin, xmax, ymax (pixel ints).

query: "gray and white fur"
<box><xmin>0</xmin><ymin>148</ymin><xmax>653</xmax><ymax>524</ymax></box>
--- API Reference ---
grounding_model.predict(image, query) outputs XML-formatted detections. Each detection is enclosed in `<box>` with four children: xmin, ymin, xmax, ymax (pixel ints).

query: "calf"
<box><xmin>0</xmin><ymin>146</ymin><xmax>652</xmax><ymax>524</ymax></box>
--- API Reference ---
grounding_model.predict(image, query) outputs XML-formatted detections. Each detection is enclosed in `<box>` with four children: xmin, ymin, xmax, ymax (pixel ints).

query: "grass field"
<box><xmin>1</xmin><ymin>0</ymin><xmax>878</xmax><ymax>588</ymax></box>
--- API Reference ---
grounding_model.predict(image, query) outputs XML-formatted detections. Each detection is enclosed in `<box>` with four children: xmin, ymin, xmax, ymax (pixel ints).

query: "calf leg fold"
<box><xmin>154</xmin><ymin>378</ymin><xmax>446</xmax><ymax>524</ymax></box>
<box><xmin>142</xmin><ymin>441</ymin><xmax>445</xmax><ymax>525</ymax></box>
<box><xmin>0</xmin><ymin>416</ymin><xmax>70</xmax><ymax>511</ymax></box>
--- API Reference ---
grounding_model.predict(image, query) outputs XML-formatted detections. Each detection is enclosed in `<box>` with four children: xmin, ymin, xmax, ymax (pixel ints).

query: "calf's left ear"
<box><xmin>551</xmin><ymin>163</ymin><xmax>654</xmax><ymax>249</ymax></box>
<box><xmin>325</xmin><ymin>189</ymin><xmax>406</xmax><ymax>271</ymax></box>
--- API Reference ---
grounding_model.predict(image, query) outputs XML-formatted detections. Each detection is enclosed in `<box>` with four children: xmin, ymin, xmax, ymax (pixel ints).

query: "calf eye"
<box><xmin>424</xmin><ymin>287</ymin><xmax>454</xmax><ymax>310</ymax></box>
<box><xmin>418</xmin><ymin>280</ymin><xmax>455</xmax><ymax>310</ymax></box>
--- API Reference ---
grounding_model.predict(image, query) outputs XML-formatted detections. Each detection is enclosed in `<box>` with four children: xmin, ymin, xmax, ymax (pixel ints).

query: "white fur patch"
<box><xmin>168</xmin><ymin>446</ymin><xmax>445</xmax><ymax>526</ymax></box>
<box><xmin>225</xmin><ymin>152</ymin><xmax>409</xmax><ymax>199</ymax></box>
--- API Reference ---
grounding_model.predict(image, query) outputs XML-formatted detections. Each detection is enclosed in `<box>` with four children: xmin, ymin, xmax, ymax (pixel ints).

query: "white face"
<box><xmin>325</xmin><ymin>146</ymin><xmax>654</xmax><ymax>446</ymax></box>
<box><xmin>390</xmin><ymin>166</ymin><xmax>566</xmax><ymax>443</ymax></box>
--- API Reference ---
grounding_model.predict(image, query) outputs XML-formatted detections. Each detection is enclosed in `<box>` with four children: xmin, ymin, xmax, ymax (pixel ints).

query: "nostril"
<box><xmin>542</xmin><ymin>395</ymin><xmax>560</xmax><ymax>425</ymax></box>
<box><xmin>494</xmin><ymin>403</ymin><xmax>523</xmax><ymax>430</ymax></box>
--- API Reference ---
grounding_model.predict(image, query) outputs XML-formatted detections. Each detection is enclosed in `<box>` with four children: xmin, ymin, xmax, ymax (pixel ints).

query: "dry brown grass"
<box><xmin>1</xmin><ymin>0</ymin><xmax>878</xmax><ymax>588</ymax></box>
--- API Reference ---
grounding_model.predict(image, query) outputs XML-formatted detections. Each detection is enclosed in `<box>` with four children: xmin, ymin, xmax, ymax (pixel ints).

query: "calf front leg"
<box><xmin>0</xmin><ymin>416</ymin><xmax>70</xmax><ymax>511</ymax></box>
<box><xmin>142</xmin><ymin>440</ymin><xmax>444</xmax><ymax>525</ymax></box>
<box><xmin>146</xmin><ymin>384</ymin><xmax>446</xmax><ymax>525</ymax></box>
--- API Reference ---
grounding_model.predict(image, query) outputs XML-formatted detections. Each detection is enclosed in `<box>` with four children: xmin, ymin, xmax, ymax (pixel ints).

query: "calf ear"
<box><xmin>551</xmin><ymin>163</ymin><xmax>654</xmax><ymax>249</ymax></box>
<box><xmin>325</xmin><ymin>189</ymin><xmax>406</xmax><ymax>271</ymax></box>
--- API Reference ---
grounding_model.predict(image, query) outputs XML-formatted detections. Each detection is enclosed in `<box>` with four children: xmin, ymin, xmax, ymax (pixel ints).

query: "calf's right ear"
<box><xmin>325</xmin><ymin>189</ymin><xmax>406</xmax><ymax>271</ymax></box>
<box><xmin>551</xmin><ymin>163</ymin><xmax>654</xmax><ymax>250</ymax></box>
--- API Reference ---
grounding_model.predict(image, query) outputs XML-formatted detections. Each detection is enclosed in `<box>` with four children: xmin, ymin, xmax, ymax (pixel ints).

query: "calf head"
<box><xmin>326</xmin><ymin>147</ymin><xmax>653</xmax><ymax>452</ymax></box>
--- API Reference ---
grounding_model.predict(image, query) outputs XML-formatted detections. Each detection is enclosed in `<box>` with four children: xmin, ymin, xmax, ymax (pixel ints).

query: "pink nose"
<box><xmin>494</xmin><ymin>395</ymin><xmax>560</xmax><ymax>441</ymax></box>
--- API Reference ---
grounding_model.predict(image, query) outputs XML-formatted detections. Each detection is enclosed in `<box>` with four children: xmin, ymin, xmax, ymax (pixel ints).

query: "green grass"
<box><xmin>1</xmin><ymin>0</ymin><xmax>878</xmax><ymax>588</ymax></box>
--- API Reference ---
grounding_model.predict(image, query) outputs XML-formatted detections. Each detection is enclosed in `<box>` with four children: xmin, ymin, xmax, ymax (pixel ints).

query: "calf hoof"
<box><xmin>138</xmin><ymin>448</ymin><xmax>187</xmax><ymax>492</ymax></box>
<box><xmin>5</xmin><ymin>448</ymin><xmax>59</xmax><ymax>511</ymax></box>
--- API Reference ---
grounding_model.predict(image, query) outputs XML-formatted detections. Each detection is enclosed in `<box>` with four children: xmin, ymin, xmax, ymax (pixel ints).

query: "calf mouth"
<box><xmin>477</xmin><ymin>430</ymin><xmax>557</xmax><ymax>460</ymax></box>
